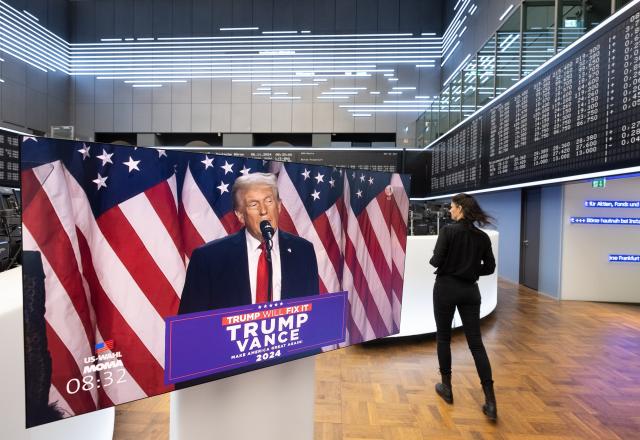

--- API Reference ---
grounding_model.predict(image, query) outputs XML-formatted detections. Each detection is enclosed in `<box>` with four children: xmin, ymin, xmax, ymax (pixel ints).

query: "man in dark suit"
<box><xmin>178</xmin><ymin>172</ymin><xmax>319</xmax><ymax>315</ymax></box>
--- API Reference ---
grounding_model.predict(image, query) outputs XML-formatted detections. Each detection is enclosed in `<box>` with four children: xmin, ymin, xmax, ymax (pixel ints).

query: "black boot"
<box><xmin>435</xmin><ymin>373</ymin><xmax>453</xmax><ymax>404</ymax></box>
<box><xmin>482</xmin><ymin>382</ymin><xmax>497</xmax><ymax>421</ymax></box>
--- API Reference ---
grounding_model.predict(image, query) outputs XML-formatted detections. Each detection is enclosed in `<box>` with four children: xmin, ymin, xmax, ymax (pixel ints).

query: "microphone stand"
<box><xmin>265</xmin><ymin>238</ymin><xmax>273</xmax><ymax>302</ymax></box>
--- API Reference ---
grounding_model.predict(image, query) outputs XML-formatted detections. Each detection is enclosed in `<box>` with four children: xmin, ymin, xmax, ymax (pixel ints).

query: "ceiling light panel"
<box><xmin>0</xmin><ymin>2</ymin><xmax>459</xmax><ymax>117</ymax></box>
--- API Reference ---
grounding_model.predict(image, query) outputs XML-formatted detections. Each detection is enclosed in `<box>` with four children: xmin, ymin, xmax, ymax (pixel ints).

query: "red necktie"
<box><xmin>256</xmin><ymin>242</ymin><xmax>268</xmax><ymax>303</ymax></box>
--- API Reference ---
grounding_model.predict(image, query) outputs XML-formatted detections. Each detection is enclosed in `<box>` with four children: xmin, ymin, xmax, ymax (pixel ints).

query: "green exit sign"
<box><xmin>592</xmin><ymin>178</ymin><xmax>606</xmax><ymax>188</ymax></box>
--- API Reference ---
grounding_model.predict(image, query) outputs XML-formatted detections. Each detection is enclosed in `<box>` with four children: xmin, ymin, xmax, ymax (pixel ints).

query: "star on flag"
<box><xmin>123</xmin><ymin>156</ymin><xmax>140</xmax><ymax>172</ymax></box>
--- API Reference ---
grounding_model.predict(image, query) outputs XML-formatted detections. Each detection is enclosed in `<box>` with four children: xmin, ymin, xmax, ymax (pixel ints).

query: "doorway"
<box><xmin>520</xmin><ymin>187</ymin><xmax>541</xmax><ymax>290</ymax></box>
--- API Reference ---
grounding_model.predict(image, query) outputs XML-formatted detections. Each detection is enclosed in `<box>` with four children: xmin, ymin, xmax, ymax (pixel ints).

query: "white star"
<box><xmin>97</xmin><ymin>149</ymin><xmax>114</xmax><ymax>166</ymax></box>
<box><xmin>123</xmin><ymin>156</ymin><xmax>140</xmax><ymax>172</ymax></box>
<box><xmin>360</xmin><ymin>174</ymin><xmax>365</xmax><ymax>182</ymax></box>
<box><xmin>92</xmin><ymin>173</ymin><xmax>108</xmax><ymax>190</ymax></box>
<box><xmin>221</xmin><ymin>161</ymin><xmax>234</xmax><ymax>175</ymax></box>
<box><xmin>22</xmin><ymin>136</ymin><xmax>38</xmax><ymax>143</ymax></box>
<box><xmin>217</xmin><ymin>181</ymin><xmax>230</xmax><ymax>194</ymax></box>
<box><xmin>352</xmin><ymin>171</ymin><xmax>356</xmax><ymax>178</ymax></box>
<box><xmin>157</xmin><ymin>149</ymin><xmax>167</xmax><ymax>158</ymax></box>
<box><xmin>78</xmin><ymin>144</ymin><xmax>91</xmax><ymax>160</ymax></box>
<box><xmin>301</xmin><ymin>168</ymin><xmax>311</xmax><ymax>180</ymax></box>
<box><xmin>329</xmin><ymin>178</ymin><xmax>335</xmax><ymax>188</ymax></box>
<box><xmin>356</xmin><ymin>189</ymin><xmax>363</xmax><ymax>198</ymax></box>
<box><xmin>201</xmin><ymin>155</ymin><xmax>214</xmax><ymax>169</ymax></box>
<box><xmin>368</xmin><ymin>177</ymin><xmax>374</xmax><ymax>185</ymax></box>
<box><xmin>240</xmin><ymin>165</ymin><xmax>251</xmax><ymax>176</ymax></box>
<box><xmin>314</xmin><ymin>172</ymin><xmax>325</xmax><ymax>184</ymax></box>
<box><xmin>311</xmin><ymin>190</ymin><xmax>321</xmax><ymax>201</ymax></box>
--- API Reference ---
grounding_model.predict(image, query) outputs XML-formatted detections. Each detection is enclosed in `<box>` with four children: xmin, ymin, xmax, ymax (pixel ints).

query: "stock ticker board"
<box><xmin>0</xmin><ymin>129</ymin><xmax>20</xmax><ymax>188</ymax></box>
<box><xmin>195</xmin><ymin>148</ymin><xmax>403</xmax><ymax>173</ymax></box>
<box><xmin>428</xmin><ymin>6</ymin><xmax>640</xmax><ymax>197</ymax></box>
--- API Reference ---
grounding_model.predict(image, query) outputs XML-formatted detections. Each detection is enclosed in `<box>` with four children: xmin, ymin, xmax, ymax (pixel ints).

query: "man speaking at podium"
<box><xmin>178</xmin><ymin>172</ymin><xmax>319</xmax><ymax>315</ymax></box>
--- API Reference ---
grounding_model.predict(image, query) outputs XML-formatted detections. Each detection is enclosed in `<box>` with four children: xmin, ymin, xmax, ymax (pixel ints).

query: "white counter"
<box><xmin>395</xmin><ymin>231</ymin><xmax>499</xmax><ymax>337</ymax></box>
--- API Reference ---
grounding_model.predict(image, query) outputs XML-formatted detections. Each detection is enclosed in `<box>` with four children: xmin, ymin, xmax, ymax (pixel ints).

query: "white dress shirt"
<box><xmin>246</xmin><ymin>229</ymin><xmax>282</xmax><ymax>303</ymax></box>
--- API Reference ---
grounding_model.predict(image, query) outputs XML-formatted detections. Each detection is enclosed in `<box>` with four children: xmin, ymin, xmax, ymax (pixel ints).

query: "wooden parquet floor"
<box><xmin>114</xmin><ymin>279</ymin><xmax>640</xmax><ymax>439</ymax></box>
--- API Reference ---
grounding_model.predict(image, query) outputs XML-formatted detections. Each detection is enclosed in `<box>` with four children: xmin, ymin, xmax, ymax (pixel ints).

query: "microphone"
<box><xmin>260</xmin><ymin>220</ymin><xmax>275</xmax><ymax>250</ymax></box>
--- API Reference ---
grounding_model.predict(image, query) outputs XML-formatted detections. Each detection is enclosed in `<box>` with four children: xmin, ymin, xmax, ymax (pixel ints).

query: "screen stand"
<box><xmin>0</xmin><ymin>267</ymin><xmax>114</xmax><ymax>440</ymax></box>
<box><xmin>170</xmin><ymin>356</ymin><xmax>315</xmax><ymax>440</ymax></box>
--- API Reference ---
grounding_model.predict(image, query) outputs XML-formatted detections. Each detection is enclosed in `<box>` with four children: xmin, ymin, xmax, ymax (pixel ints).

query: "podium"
<box><xmin>170</xmin><ymin>356</ymin><xmax>315</xmax><ymax>440</ymax></box>
<box><xmin>0</xmin><ymin>267</ymin><xmax>115</xmax><ymax>440</ymax></box>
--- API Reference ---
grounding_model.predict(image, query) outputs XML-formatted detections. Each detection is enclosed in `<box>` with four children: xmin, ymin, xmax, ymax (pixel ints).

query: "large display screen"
<box><xmin>428</xmin><ymin>5</ymin><xmax>640</xmax><ymax>197</ymax></box>
<box><xmin>20</xmin><ymin>136</ymin><xmax>410</xmax><ymax>427</ymax></box>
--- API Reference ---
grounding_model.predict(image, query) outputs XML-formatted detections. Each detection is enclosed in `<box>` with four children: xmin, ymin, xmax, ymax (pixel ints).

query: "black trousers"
<box><xmin>433</xmin><ymin>276</ymin><xmax>493</xmax><ymax>385</ymax></box>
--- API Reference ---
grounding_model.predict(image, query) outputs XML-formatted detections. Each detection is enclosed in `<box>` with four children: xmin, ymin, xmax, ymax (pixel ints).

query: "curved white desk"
<box><xmin>395</xmin><ymin>231</ymin><xmax>499</xmax><ymax>337</ymax></box>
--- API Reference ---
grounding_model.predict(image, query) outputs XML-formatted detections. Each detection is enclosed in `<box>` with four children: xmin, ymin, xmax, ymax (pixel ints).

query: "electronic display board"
<box><xmin>428</xmin><ymin>5</ymin><xmax>640</xmax><ymax>197</ymax></box>
<box><xmin>0</xmin><ymin>129</ymin><xmax>20</xmax><ymax>188</ymax></box>
<box><xmin>178</xmin><ymin>148</ymin><xmax>402</xmax><ymax>174</ymax></box>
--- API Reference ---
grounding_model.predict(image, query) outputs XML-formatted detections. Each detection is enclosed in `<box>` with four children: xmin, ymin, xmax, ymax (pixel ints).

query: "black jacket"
<box><xmin>179</xmin><ymin>228</ymin><xmax>320</xmax><ymax>314</ymax></box>
<box><xmin>429</xmin><ymin>221</ymin><xmax>496</xmax><ymax>283</ymax></box>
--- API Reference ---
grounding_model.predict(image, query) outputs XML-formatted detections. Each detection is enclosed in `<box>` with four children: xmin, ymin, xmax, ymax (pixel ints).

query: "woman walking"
<box><xmin>429</xmin><ymin>193</ymin><xmax>498</xmax><ymax>421</ymax></box>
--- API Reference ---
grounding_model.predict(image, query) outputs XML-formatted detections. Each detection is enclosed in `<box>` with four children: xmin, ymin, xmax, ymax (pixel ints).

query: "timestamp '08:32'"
<box><xmin>66</xmin><ymin>369</ymin><xmax>127</xmax><ymax>394</ymax></box>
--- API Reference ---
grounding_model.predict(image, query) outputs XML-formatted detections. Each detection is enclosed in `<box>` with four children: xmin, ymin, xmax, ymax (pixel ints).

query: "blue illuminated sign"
<box><xmin>608</xmin><ymin>254</ymin><xmax>640</xmax><ymax>263</ymax></box>
<box><xmin>569</xmin><ymin>217</ymin><xmax>640</xmax><ymax>225</ymax></box>
<box><xmin>584</xmin><ymin>200</ymin><xmax>640</xmax><ymax>208</ymax></box>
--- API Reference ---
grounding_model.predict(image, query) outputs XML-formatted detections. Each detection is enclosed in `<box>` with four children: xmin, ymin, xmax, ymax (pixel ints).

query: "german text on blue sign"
<box><xmin>164</xmin><ymin>291</ymin><xmax>347</xmax><ymax>384</ymax></box>
<box><xmin>569</xmin><ymin>217</ymin><xmax>640</xmax><ymax>225</ymax></box>
<box><xmin>584</xmin><ymin>200</ymin><xmax>640</xmax><ymax>208</ymax></box>
<box><xmin>609</xmin><ymin>254</ymin><xmax>640</xmax><ymax>263</ymax></box>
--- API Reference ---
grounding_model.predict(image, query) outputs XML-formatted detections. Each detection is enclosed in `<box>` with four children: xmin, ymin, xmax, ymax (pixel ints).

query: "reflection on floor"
<box><xmin>114</xmin><ymin>279</ymin><xmax>640</xmax><ymax>439</ymax></box>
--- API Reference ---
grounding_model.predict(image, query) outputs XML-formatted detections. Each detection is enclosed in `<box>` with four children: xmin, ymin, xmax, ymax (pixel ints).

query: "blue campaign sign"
<box><xmin>164</xmin><ymin>291</ymin><xmax>347</xmax><ymax>384</ymax></box>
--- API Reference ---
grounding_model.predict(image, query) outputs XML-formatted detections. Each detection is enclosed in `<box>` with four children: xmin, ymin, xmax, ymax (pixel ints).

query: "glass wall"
<box><xmin>477</xmin><ymin>35</ymin><xmax>497</xmax><ymax>108</ymax></box>
<box><xmin>449</xmin><ymin>74</ymin><xmax>463</xmax><ymax>128</ymax></box>
<box><xmin>415</xmin><ymin>0</ymin><xmax>621</xmax><ymax>148</ymax></box>
<box><xmin>496</xmin><ymin>7</ymin><xmax>522</xmax><ymax>95</ymax></box>
<box><xmin>462</xmin><ymin>57</ymin><xmax>477</xmax><ymax>118</ymax></box>
<box><xmin>438</xmin><ymin>86</ymin><xmax>450</xmax><ymax>135</ymax></box>
<box><xmin>558</xmin><ymin>0</ymin><xmax>611</xmax><ymax>51</ymax></box>
<box><xmin>522</xmin><ymin>2</ymin><xmax>555</xmax><ymax>77</ymax></box>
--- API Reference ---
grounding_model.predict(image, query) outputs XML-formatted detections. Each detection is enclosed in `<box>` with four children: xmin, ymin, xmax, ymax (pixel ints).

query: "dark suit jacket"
<box><xmin>179</xmin><ymin>229</ymin><xmax>319</xmax><ymax>314</ymax></box>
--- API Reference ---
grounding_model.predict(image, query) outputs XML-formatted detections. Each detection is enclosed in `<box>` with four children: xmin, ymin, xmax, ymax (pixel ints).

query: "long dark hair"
<box><xmin>451</xmin><ymin>193</ymin><xmax>494</xmax><ymax>227</ymax></box>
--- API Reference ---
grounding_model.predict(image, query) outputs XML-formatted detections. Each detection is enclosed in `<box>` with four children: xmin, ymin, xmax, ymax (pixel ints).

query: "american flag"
<box><xmin>21</xmin><ymin>137</ymin><xmax>410</xmax><ymax>419</ymax></box>
<box><xmin>95</xmin><ymin>339</ymin><xmax>114</xmax><ymax>354</ymax></box>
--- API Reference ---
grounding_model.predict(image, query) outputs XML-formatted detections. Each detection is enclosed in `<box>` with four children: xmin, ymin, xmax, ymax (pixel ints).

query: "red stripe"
<box><xmin>356</xmin><ymin>209</ymin><xmax>394</xmax><ymax>304</ymax></box>
<box><xmin>319</xmin><ymin>278</ymin><xmax>327</xmax><ymax>294</ymax></box>
<box><xmin>77</xmin><ymin>228</ymin><xmax>174</xmax><ymax>397</ymax></box>
<box><xmin>22</xmin><ymin>170</ymin><xmax>96</xmax><ymax>344</ymax></box>
<box><xmin>343</xmin><ymin>236</ymin><xmax>389</xmax><ymax>339</ymax></box>
<box><xmin>391</xmin><ymin>264</ymin><xmax>404</xmax><ymax>302</ymax></box>
<box><xmin>21</xmin><ymin>169</ymin><xmax>41</xmax><ymax>212</ymax></box>
<box><xmin>97</xmin><ymin>383</ymin><xmax>114</xmax><ymax>409</ymax></box>
<box><xmin>179</xmin><ymin>202</ymin><xmax>205</xmax><ymax>259</ymax></box>
<box><xmin>45</xmin><ymin>322</ymin><xmax>97</xmax><ymax>415</ymax></box>
<box><xmin>145</xmin><ymin>180</ymin><xmax>184</xmax><ymax>257</ymax></box>
<box><xmin>278</xmin><ymin>205</ymin><xmax>299</xmax><ymax>236</ymax></box>
<box><xmin>345</xmin><ymin>298</ymin><xmax>364</xmax><ymax>344</ymax></box>
<box><xmin>97</xmin><ymin>206</ymin><xmax>180</xmax><ymax>317</ymax></box>
<box><xmin>312</xmin><ymin>212</ymin><xmax>343</xmax><ymax>286</ymax></box>
<box><xmin>377</xmin><ymin>192</ymin><xmax>407</xmax><ymax>251</ymax></box>
<box><xmin>220</xmin><ymin>210</ymin><xmax>242</xmax><ymax>234</ymax></box>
